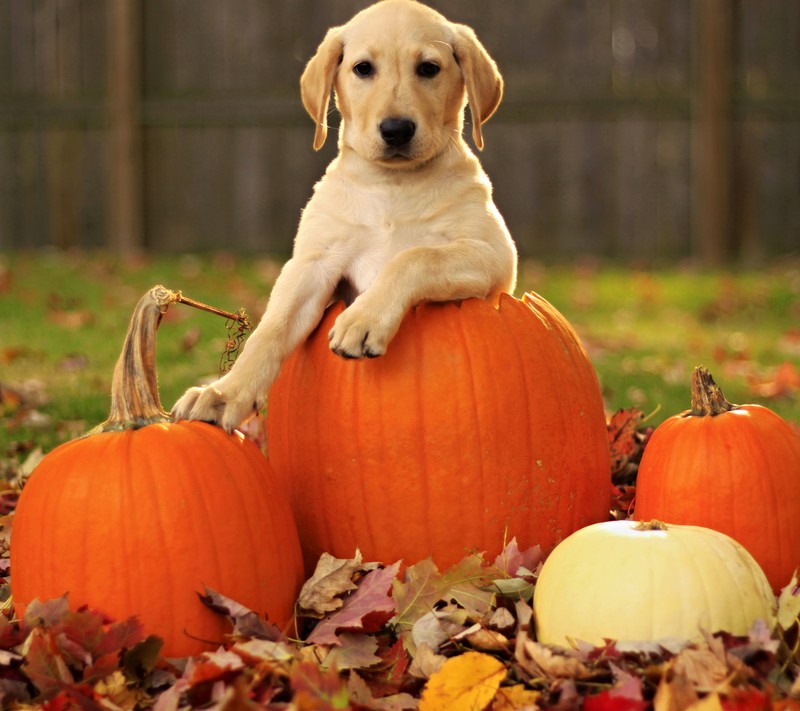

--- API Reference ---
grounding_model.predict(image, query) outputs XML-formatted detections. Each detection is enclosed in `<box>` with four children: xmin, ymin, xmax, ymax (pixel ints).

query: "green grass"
<box><xmin>1</xmin><ymin>251</ymin><xmax>798</xmax><ymax>460</ymax></box>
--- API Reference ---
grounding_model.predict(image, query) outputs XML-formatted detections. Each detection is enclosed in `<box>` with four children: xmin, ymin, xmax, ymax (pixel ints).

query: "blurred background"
<box><xmin>1</xmin><ymin>0</ymin><xmax>798</xmax><ymax>264</ymax></box>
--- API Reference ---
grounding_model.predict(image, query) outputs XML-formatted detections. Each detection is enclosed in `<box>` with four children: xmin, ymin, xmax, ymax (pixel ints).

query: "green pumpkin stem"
<box><xmin>100</xmin><ymin>285</ymin><xmax>180</xmax><ymax>432</ymax></box>
<box><xmin>689</xmin><ymin>366</ymin><xmax>737</xmax><ymax>417</ymax></box>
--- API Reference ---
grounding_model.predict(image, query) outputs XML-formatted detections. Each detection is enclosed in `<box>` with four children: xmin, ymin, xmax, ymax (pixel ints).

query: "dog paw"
<box><xmin>172</xmin><ymin>381</ymin><xmax>258</xmax><ymax>433</ymax></box>
<box><xmin>328</xmin><ymin>308</ymin><xmax>393</xmax><ymax>359</ymax></box>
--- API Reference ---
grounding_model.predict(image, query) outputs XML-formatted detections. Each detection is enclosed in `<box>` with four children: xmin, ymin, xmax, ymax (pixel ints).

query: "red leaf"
<box><xmin>23</xmin><ymin>630</ymin><xmax>74</xmax><ymax>699</ymax></box>
<box><xmin>492</xmin><ymin>537</ymin><xmax>542</xmax><ymax>577</ymax></box>
<box><xmin>307</xmin><ymin>563</ymin><xmax>400</xmax><ymax>646</ymax></box>
<box><xmin>721</xmin><ymin>689</ymin><xmax>771</xmax><ymax>711</ymax></box>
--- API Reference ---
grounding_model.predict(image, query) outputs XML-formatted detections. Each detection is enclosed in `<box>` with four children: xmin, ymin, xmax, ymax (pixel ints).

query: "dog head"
<box><xmin>300</xmin><ymin>0</ymin><xmax>503</xmax><ymax>167</ymax></box>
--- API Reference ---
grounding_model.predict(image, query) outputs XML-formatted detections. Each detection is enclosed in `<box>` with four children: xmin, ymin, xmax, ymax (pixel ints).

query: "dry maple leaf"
<box><xmin>307</xmin><ymin>562</ymin><xmax>400</xmax><ymax>646</ymax></box>
<box><xmin>392</xmin><ymin>554</ymin><xmax>494</xmax><ymax>629</ymax></box>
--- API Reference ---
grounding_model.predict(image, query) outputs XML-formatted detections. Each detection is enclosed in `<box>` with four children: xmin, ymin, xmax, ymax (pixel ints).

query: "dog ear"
<box><xmin>300</xmin><ymin>26</ymin><xmax>344</xmax><ymax>151</ymax></box>
<box><xmin>452</xmin><ymin>24</ymin><xmax>503</xmax><ymax>151</ymax></box>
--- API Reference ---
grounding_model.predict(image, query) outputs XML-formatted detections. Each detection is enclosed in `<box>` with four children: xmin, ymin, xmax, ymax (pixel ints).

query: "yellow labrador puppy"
<box><xmin>173</xmin><ymin>0</ymin><xmax>517</xmax><ymax>431</ymax></box>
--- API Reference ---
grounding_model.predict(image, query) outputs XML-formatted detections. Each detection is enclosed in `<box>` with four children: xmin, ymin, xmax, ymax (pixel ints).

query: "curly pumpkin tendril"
<box><xmin>688</xmin><ymin>365</ymin><xmax>738</xmax><ymax>417</ymax></box>
<box><xmin>95</xmin><ymin>285</ymin><xmax>251</xmax><ymax>433</ymax></box>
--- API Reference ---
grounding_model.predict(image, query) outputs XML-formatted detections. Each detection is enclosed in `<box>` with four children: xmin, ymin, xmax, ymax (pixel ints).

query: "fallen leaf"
<box><xmin>198</xmin><ymin>587</ymin><xmax>282</xmax><ymax>641</ymax></box>
<box><xmin>583</xmin><ymin>663</ymin><xmax>647</xmax><ymax>711</ymax></box>
<box><xmin>22</xmin><ymin>629</ymin><xmax>75</xmax><ymax>699</ymax></box>
<box><xmin>777</xmin><ymin>569</ymin><xmax>800</xmax><ymax>631</ymax></box>
<box><xmin>515</xmin><ymin>633</ymin><xmax>591</xmax><ymax>681</ymax></box>
<box><xmin>419</xmin><ymin>651</ymin><xmax>506</xmax><ymax>711</ymax></box>
<box><xmin>491</xmin><ymin>537</ymin><xmax>542</xmax><ymax>579</ymax></box>
<box><xmin>408</xmin><ymin>643</ymin><xmax>447</xmax><ymax>680</ymax></box>
<box><xmin>321</xmin><ymin>633</ymin><xmax>381</xmax><ymax>671</ymax></box>
<box><xmin>392</xmin><ymin>554</ymin><xmax>494</xmax><ymax>629</ymax></box>
<box><xmin>307</xmin><ymin>562</ymin><xmax>400</xmax><ymax>645</ymax></box>
<box><xmin>653</xmin><ymin>669</ymin><xmax>699</xmax><ymax>711</ymax></box>
<box><xmin>410</xmin><ymin>606</ymin><xmax>469</xmax><ymax>654</ymax></box>
<box><xmin>452</xmin><ymin>622</ymin><xmax>510</xmax><ymax>653</ymax></box>
<box><xmin>490</xmin><ymin>684</ymin><xmax>540</xmax><ymax>710</ymax></box>
<box><xmin>298</xmin><ymin>552</ymin><xmax>364</xmax><ymax>617</ymax></box>
<box><xmin>672</xmin><ymin>646</ymin><xmax>729</xmax><ymax>690</ymax></box>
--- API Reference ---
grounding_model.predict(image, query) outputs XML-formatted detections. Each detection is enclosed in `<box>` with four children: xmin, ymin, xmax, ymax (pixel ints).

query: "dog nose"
<box><xmin>379</xmin><ymin>118</ymin><xmax>416</xmax><ymax>148</ymax></box>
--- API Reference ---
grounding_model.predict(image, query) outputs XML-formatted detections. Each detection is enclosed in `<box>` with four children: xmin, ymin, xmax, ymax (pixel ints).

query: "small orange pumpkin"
<box><xmin>634</xmin><ymin>366</ymin><xmax>800</xmax><ymax>593</ymax></box>
<box><xmin>11</xmin><ymin>286</ymin><xmax>305</xmax><ymax>657</ymax></box>
<box><xmin>267</xmin><ymin>293</ymin><xmax>611</xmax><ymax>573</ymax></box>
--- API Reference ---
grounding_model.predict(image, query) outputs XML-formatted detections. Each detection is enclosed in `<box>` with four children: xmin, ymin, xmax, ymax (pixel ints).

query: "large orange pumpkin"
<box><xmin>11</xmin><ymin>286</ymin><xmax>305</xmax><ymax>658</ymax></box>
<box><xmin>634</xmin><ymin>366</ymin><xmax>800</xmax><ymax>593</ymax></box>
<box><xmin>267</xmin><ymin>293</ymin><xmax>611</xmax><ymax>572</ymax></box>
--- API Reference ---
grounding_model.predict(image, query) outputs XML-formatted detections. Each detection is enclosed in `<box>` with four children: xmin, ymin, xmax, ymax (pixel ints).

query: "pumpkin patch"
<box><xmin>267</xmin><ymin>292</ymin><xmax>612</xmax><ymax>573</ymax></box>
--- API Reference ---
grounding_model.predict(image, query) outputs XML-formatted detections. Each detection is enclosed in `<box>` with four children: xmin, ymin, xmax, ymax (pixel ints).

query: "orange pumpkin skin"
<box><xmin>267</xmin><ymin>293</ymin><xmax>611</xmax><ymax>573</ymax></box>
<box><xmin>634</xmin><ymin>371</ymin><xmax>800</xmax><ymax>593</ymax></box>
<box><xmin>12</xmin><ymin>421</ymin><xmax>304</xmax><ymax>658</ymax></box>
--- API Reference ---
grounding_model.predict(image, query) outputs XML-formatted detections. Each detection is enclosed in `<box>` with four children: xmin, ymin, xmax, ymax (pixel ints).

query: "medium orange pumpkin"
<box><xmin>634</xmin><ymin>366</ymin><xmax>800</xmax><ymax>593</ymax></box>
<box><xmin>11</xmin><ymin>286</ymin><xmax>305</xmax><ymax>658</ymax></box>
<box><xmin>267</xmin><ymin>293</ymin><xmax>611</xmax><ymax>573</ymax></box>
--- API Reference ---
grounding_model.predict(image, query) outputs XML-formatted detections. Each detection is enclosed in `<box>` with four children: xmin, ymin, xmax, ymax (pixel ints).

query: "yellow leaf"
<box><xmin>419</xmin><ymin>651</ymin><xmax>506</xmax><ymax>711</ymax></box>
<box><xmin>490</xmin><ymin>684</ymin><xmax>540</xmax><ymax>710</ymax></box>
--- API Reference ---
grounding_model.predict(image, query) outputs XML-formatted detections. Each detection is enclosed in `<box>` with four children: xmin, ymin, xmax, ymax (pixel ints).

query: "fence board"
<box><xmin>0</xmin><ymin>0</ymin><xmax>798</xmax><ymax>260</ymax></box>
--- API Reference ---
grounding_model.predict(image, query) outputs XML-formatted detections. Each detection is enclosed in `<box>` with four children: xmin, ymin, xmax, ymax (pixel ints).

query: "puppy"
<box><xmin>173</xmin><ymin>0</ymin><xmax>518</xmax><ymax>432</ymax></box>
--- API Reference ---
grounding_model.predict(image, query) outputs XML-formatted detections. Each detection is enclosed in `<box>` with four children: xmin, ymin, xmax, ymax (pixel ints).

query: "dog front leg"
<box><xmin>328</xmin><ymin>239</ymin><xmax>515</xmax><ymax>359</ymax></box>
<box><xmin>172</xmin><ymin>253</ymin><xmax>343</xmax><ymax>431</ymax></box>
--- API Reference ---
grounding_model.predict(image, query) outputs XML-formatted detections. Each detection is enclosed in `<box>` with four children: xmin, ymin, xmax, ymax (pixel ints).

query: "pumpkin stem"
<box><xmin>633</xmin><ymin>520</ymin><xmax>668</xmax><ymax>532</ymax></box>
<box><xmin>689</xmin><ymin>366</ymin><xmax>737</xmax><ymax>417</ymax></box>
<box><xmin>98</xmin><ymin>285</ymin><xmax>180</xmax><ymax>432</ymax></box>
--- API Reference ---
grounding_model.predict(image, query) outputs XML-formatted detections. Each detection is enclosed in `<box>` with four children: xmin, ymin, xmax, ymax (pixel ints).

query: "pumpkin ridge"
<box><xmin>453</xmin><ymin>303</ymin><xmax>488</xmax><ymax>544</ymax></box>
<box><xmin>411</xmin><ymin>307</ymin><xmax>433</xmax><ymax>548</ymax></box>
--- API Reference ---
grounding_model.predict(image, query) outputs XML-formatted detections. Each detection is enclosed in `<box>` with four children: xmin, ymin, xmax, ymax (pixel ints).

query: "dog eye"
<box><xmin>353</xmin><ymin>61</ymin><xmax>374</xmax><ymax>78</ymax></box>
<box><xmin>417</xmin><ymin>61</ymin><xmax>440</xmax><ymax>78</ymax></box>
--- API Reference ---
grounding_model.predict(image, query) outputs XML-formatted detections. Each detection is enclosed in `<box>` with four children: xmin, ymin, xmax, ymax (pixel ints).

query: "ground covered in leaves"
<box><xmin>0</xmin><ymin>412</ymin><xmax>799</xmax><ymax>710</ymax></box>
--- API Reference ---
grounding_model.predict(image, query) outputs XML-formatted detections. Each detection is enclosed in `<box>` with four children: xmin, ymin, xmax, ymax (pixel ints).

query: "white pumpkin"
<box><xmin>533</xmin><ymin>520</ymin><xmax>776</xmax><ymax>647</ymax></box>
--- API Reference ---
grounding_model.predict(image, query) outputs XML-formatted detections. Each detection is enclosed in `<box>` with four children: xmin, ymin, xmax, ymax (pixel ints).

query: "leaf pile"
<box><xmin>1</xmin><ymin>527</ymin><xmax>800</xmax><ymax>710</ymax></box>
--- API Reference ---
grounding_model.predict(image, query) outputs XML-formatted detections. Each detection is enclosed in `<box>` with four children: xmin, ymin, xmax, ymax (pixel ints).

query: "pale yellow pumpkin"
<box><xmin>533</xmin><ymin>520</ymin><xmax>776</xmax><ymax>648</ymax></box>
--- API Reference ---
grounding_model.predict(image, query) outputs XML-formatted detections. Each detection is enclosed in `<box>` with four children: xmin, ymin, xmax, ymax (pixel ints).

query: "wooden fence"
<box><xmin>0</xmin><ymin>0</ymin><xmax>798</xmax><ymax>262</ymax></box>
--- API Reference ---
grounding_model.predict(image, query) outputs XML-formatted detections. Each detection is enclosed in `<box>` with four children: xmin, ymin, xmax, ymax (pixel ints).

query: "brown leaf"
<box><xmin>321</xmin><ymin>633</ymin><xmax>381</xmax><ymax>671</ymax></box>
<box><xmin>409</xmin><ymin>605</ymin><xmax>469</xmax><ymax>654</ymax></box>
<box><xmin>297</xmin><ymin>552</ymin><xmax>365</xmax><ymax>618</ymax></box>
<box><xmin>515</xmin><ymin>633</ymin><xmax>592</xmax><ymax>681</ymax></box>
<box><xmin>198</xmin><ymin>587</ymin><xmax>282</xmax><ymax>641</ymax></box>
<box><xmin>453</xmin><ymin>622</ymin><xmax>510</xmax><ymax>653</ymax></box>
<box><xmin>408</xmin><ymin>643</ymin><xmax>447</xmax><ymax>680</ymax></box>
